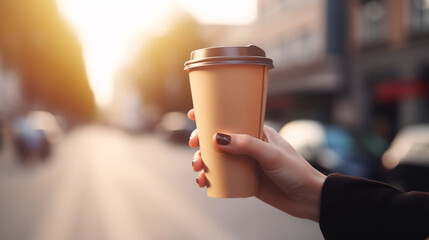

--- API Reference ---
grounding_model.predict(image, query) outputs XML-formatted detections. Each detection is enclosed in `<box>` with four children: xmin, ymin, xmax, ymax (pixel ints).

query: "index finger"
<box><xmin>187</xmin><ymin>109</ymin><xmax>195</xmax><ymax>121</ymax></box>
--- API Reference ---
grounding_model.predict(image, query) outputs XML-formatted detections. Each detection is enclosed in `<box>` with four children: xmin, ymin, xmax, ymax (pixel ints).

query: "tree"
<box><xmin>0</xmin><ymin>0</ymin><xmax>96</xmax><ymax>120</ymax></box>
<box><xmin>127</xmin><ymin>13</ymin><xmax>206</xmax><ymax>117</ymax></box>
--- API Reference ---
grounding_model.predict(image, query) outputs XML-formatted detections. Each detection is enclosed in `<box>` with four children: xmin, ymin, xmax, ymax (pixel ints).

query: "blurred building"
<box><xmin>204</xmin><ymin>0</ymin><xmax>429</xmax><ymax>142</ymax></box>
<box><xmin>345</xmin><ymin>0</ymin><xmax>429</xmax><ymax>141</ymax></box>
<box><xmin>253</xmin><ymin>0</ymin><xmax>346</xmax><ymax>123</ymax></box>
<box><xmin>109</xmin><ymin>73</ymin><xmax>149</xmax><ymax>132</ymax></box>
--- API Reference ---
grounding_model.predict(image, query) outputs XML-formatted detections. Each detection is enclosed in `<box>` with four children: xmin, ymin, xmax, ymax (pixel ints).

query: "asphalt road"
<box><xmin>0</xmin><ymin>124</ymin><xmax>324</xmax><ymax>240</ymax></box>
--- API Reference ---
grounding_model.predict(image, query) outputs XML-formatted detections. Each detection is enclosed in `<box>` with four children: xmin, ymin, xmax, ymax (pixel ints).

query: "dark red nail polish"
<box><xmin>192</xmin><ymin>160</ymin><xmax>195</xmax><ymax>167</ymax></box>
<box><xmin>216</xmin><ymin>133</ymin><xmax>231</xmax><ymax>145</ymax></box>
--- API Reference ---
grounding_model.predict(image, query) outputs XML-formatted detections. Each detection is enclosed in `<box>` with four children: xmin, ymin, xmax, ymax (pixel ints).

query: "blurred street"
<box><xmin>1</xmin><ymin>0</ymin><xmax>429</xmax><ymax>239</ymax></box>
<box><xmin>0</xmin><ymin>124</ymin><xmax>323</xmax><ymax>240</ymax></box>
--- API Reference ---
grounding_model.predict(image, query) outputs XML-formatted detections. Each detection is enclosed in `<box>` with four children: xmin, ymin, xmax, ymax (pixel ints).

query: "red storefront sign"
<box><xmin>374</xmin><ymin>80</ymin><xmax>429</xmax><ymax>103</ymax></box>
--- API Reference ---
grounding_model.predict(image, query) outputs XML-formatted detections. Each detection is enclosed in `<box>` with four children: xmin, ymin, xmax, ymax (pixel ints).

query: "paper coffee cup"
<box><xmin>184</xmin><ymin>45</ymin><xmax>273</xmax><ymax>198</ymax></box>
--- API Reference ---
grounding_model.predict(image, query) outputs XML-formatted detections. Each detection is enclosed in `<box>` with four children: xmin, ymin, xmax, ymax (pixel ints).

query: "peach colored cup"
<box><xmin>184</xmin><ymin>45</ymin><xmax>273</xmax><ymax>198</ymax></box>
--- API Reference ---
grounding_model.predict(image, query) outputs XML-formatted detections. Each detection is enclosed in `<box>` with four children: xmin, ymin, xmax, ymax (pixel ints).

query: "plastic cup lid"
<box><xmin>184</xmin><ymin>44</ymin><xmax>274</xmax><ymax>71</ymax></box>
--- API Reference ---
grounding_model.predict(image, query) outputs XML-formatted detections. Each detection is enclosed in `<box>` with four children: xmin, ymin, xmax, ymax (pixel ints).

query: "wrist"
<box><xmin>305</xmin><ymin>170</ymin><xmax>327</xmax><ymax>222</ymax></box>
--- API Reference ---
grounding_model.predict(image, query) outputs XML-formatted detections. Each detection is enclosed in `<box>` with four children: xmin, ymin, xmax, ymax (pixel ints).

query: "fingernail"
<box><xmin>192</xmin><ymin>159</ymin><xmax>196</xmax><ymax>167</ymax></box>
<box><xmin>196</xmin><ymin>177</ymin><xmax>199</xmax><ymax>185</ymax></box>
<box><xmin>193</xmin><ymin>151</ymin><xmax>200</xmax><ymax>160</ymax></box>
<box><xmin>190</xmin><ymin>130</ymin><xmax>197</xmax><ymax>139</ymax></box>
<box><xmin>216</xmin><ymin>133</ymin><xmax>231</xmax><ymax>145</ymax></box>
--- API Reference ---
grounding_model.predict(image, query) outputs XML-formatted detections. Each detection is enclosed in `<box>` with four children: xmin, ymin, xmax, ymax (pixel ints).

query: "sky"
<box><xmin>55</xmin><ymin>0</ymin><xmax>257</xmax><ymax>109</ymax></box>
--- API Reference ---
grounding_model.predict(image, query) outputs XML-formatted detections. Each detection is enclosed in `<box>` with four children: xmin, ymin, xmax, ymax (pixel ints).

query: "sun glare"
<box><xmin>55</xmin><ymin>0</ymin><xmax>256</xmax><ymax>110</ymax></box>
<box><xmin>56</xmin><ymin>0</ymin><xmax>170</xmax><ymax>109</ymax></box>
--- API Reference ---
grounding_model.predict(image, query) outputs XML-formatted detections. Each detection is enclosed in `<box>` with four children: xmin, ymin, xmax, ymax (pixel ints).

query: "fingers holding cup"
<box><xmin>189</xmin><ymin>129</ymin><xmax>199</xmax><ymax>148</ymax></box>
<box><xmin>196</xmin><ymin>172</ymin><xmax>208</xmax><ymax>188</ymax></box>
<box><xmin>192</xmin><ymin>150</ymin><xmax>204</xmax><ymax>172</ymax></box>
<box><xmin>187</xmin><ymin>109</ymin><xmax>196</xmax><ymax>121</ymax></box>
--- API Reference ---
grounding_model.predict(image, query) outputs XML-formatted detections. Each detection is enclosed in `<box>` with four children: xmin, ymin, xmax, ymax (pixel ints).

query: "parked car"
<box><xmin>279</xmin><ymin>120</ymin><xmax>376</xmax><ymax>178</ymax></box>
<box><xmin>12</xmin><ymin>111</ymin><xmax>63</xmax><ymax>163</ymax></box>
<box><xmin>157</xmin><ymin>112</ymin><xmax>196</xmax><ymax>144</ymax></box>
<box><xmin>382</xmin><ymin>124</ymin><xmax>429</xmax><ymax>191</ymax></box>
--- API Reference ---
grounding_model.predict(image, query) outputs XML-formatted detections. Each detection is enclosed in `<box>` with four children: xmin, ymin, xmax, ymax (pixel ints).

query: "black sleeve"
<box><xmin>319</xmin><ymin>173</ymin><xmax>429</xmax><ymax>240</ymax></box>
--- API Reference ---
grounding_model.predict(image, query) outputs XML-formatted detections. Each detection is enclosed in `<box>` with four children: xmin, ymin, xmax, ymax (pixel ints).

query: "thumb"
<box><xmin>212</xmin><ymin>132</ymin><xmax>281</xmax><ymax>170</ymax></box>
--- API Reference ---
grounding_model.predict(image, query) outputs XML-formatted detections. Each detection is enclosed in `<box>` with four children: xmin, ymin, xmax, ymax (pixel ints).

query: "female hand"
<box><xmin>188</xmin><ymin>109</ymin><xmax>326</xmax><ymax>222</ymax></box>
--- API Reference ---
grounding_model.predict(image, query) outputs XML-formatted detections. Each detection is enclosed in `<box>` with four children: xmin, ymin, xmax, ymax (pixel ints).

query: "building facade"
<box><xmin>204</xmin><ymin>0</ymin><xmax>429</xmax><ymax>142</ymax></box>
<box><xmin>346</xmin><ymin>0</ymin><xmax>429</xmax><ymax>141</ymax></box>
<box><xmin>252</xmin><ymin>0</ymin><xmax>346</xmax><ymax>123</ymax></box>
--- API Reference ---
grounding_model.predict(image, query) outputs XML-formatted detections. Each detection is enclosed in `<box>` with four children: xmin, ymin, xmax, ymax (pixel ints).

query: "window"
<box><xmin>410</xmin><ymin>0</ymin><xmax>429</xmax><ymax>35</ymax></box>
<box><xmin>272</xmin><ymin>31</ymin><xmax>320</xmax><ymax>67</ymax></box>
<box><xmin>360</xmin><ymin>0</ymin><xmax>387</xmax><ymax>46</ymax></box>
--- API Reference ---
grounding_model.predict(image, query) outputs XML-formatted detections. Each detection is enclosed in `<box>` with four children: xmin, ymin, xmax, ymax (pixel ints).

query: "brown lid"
<box><xmin>184</xmin><ymin>44</ymin><xmax>274</xmax><ymax>71</ymax></box>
